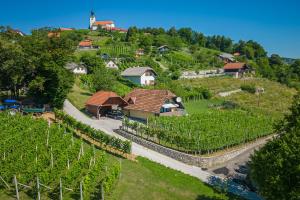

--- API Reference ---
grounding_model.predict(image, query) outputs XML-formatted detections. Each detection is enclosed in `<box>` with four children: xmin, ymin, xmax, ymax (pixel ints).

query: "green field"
<box><xmin>178</xmin><ymin>77</ymin><xmax>297</xmax><ymax>119</ymax></box>
<box><xmin>67</xmin><ymin>78</ymin><xmax>93</xmax><ymax>111</ymax></box>
<box><xmin>108</xmin><ymin>157</ymin><xmax>241</xmax><ymax>200</ymax></box>
<box><xmin>184</xmin><ymin>99</ymin><xmax>224</xmax><ymax>114</ymax></box>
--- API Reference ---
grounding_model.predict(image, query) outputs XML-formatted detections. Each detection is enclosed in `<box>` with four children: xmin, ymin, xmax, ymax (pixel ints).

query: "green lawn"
<box><xmin>178</xmin><ymin>77</ymin><xmax>297</xmax><ymax>119</ymax></box>
<box><xmin>67</xmin><ymin>78</ymin><xmax>93</xmax><ymax>111</ymax></box>
<box><xmin>108</xmin><ymin>157</ymin><xmax>240</xmax><ymax>200</ymax></box>
<box><xmin>184</xmin><ymin>99</ymin><xmax>224</xmax><ymax>115</ymax></box>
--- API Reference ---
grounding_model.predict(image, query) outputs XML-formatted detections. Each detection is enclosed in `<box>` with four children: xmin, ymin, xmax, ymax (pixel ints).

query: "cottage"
<box><xmin>219</xmin><ymin>53</ymin><xmax>235</xmax><ymax>63</ymax></box>
<box><xmin>11</xmin><ymin>29</ymin><xmax>26</xmax><ymax>36</ymax></box>
<box><xmin>223</xmin><ymin>62</ymin><xmax>249</xmax><ymax>78</ymax></box>
<box><xmin>121</xmin><ymin>67</ymin><xmax>156</xmax><ymax>86</ymax></box>
<box><xmin>85</xmin><ymin>91</ymin><xmax>128</xmax><ymax>118</ymax></box>
<box><xmin>65</xmin><ymin>62</ymin><xmax>87</xmax><ymax>74</ymax></box>
<box><xmin>123</xmin><ymin>89</ymin><xmax>185</xmax><ymax>120</ymax></box>
<box><xmin>78</xmin><ymin>39</ymin><xmax>93</xmax><ymax>49</ymax></box>
<box><xmin>158</xmin><ymin>45</ymin><xmax>169</xmax><ymax>54</ymax></box>
<box><xmin>106</xmin><ymin>61</ymin><xmax>119</xmax><ymax>70</ymax></box>
<box><xmin>135</xmin><ymin>49</ymin><xmax>145</xmax><ymax>57</ymax></box>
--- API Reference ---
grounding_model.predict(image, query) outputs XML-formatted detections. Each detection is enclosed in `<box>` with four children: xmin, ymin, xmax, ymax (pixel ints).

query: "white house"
<box><xmin>89</xmin><ymin>11</ymin><xmax>115</xmax><ymax>31</ymax></box>
<box><xmin>121</xmin><ymin>67</ymin><xmax>156</xmax><ymax>86</ymax></box>
<box><xmin>65</xmin><ymin>62</ymin><xmax>87</xmax><ymax>74</ymax></box>
<box><xmin>106</xmin><ymin>61</ymin><xmax>119</xmax><ymax>70</ymax></box>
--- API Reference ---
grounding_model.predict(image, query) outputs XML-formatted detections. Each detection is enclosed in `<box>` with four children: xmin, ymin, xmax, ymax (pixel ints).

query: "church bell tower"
<box><xmin>89</xmin><ymin>11</ymin><xmax>96</xmax><ymax>30</ymax></box>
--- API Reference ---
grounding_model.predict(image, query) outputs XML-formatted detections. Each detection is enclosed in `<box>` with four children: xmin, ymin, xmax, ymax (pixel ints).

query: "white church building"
<box><xmin>89</xmin><ymin>11</ymin><xmax>115</xmax><ymax>31</ymax></box>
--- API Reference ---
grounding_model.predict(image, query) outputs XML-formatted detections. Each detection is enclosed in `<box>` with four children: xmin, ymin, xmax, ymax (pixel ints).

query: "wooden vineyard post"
<box><xmin>14</xmin><ymin>175</ymin><xmax>19</xmax><ymax>200</ymax></box>
<box><xmin>59</xmin><ymin>178</ymin><xmax>63</xmax><ymax>200</ymax></box>
<box><xmin>80</xmin><ymin>181</ymin><xmax>83</xmax><ymax>200</ymax></box>
<box><xmin>37</xmin><ymin>176</ymin><xmax>41</xmax><ymax>200</ymax></box>
<box><xmin>101</xmin><ymin>183</ymin><xmax>104</xmax><ymax>200</ymax></box>
<box><xmin>51</xmin><ymin>146</ymin><xmax>54</xmax><ymax>169</ymax></box>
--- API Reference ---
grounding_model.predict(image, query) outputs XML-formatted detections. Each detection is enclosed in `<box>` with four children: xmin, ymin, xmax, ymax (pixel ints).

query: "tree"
<box><xmin>0</xmin><ymin>37</ymin><xmax>31</xmax><ymax>97</ymax></box>
<box><xmin>91</xmin><ymin>67</ymin><xmax>116</xmax><ymax>91</ymax></box>
<box><xmin>249</xmin><ymin>95</ymin><xmax>300</xmax><ymax>200</ymax></box>
<box><xmin>178</xmin><ymin>28</ymin><xmax>193</xmax><ymax>44</ymax></box>
<box><xmin>80</xmin><ymin>53</ymin><xmax>104</xmax><ymax>73</ymax></box>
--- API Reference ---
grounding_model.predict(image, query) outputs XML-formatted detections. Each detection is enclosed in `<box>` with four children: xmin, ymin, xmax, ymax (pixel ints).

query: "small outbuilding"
<box><xmin>65</xmin><ymin>62</ymin><xmax>87</xmax><ymax>74</ymax></box>
<box><xmin>219</xmin><ymin>53</ymin><xmax>235</xmax><ymax>63</ymax></box>
<box><xmin>224</xmin><ymin>62</ymin><xmax>249</xmax><ymax>78</ymax></box>
<box><xmin>78</xmin><ymin>39</ymin><xmax>93</xmax><ymax>49</ymax></box>
<box><xmin>85</xmin><ymin>91</ymin><xmax>128</xmax><ymax>118</ymax></box>
<box><xmin>106</xmin><ymin>61</ymin><xmax>119</xmax><ymax>70</ymax></box>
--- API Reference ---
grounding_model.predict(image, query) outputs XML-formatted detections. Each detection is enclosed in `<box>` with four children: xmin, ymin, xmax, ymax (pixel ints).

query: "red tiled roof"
<box><xmin>102</xmin><ymin>27</ymin><xmax>127</xmax><ymax>32</ymax></box>
<box><xmin>224</xmin><ymin>62</ymin><xmax>246</xmax><ymax>70</ymax></box>
<box><xmin>124</xmin><ymin>89</ymin><xmax>176</xmax><ymax>113</ymax></box>
<box><xmin>59</xmin><ymin>28</ymin><xmax>73</xmax><ymax>31</ymax></box>
<box><xmin>93</xmin><ymin>21</ymin><xmax>114</xmax><ymax>25</ymax></box>
<box><xmin>86</xmin><ymin>91</ymin><xmax>125</xmax><ymax>106</ymax></box>
<box><xmin>79</xmin><ymin>40</ymin><xmax>92</xmax><ymax>47</ymax></box>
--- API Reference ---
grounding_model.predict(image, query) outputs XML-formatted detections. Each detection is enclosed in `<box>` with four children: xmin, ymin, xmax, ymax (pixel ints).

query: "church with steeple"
<box><xmin>89</xmin><ymin>11</ymin><xmax>115</xmax><ymax>31</ymax></box>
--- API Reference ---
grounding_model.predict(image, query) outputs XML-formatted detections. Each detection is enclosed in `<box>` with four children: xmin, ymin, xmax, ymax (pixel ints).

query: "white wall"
<box><xmin>73</xmin><ymin>67</ymin><xmax>87</xmax><ymax>74</ymax></box>
<box><xmin>141</xmin><ymin>72</ymin><xmax>155</xmax><ymax>86</ymax></box>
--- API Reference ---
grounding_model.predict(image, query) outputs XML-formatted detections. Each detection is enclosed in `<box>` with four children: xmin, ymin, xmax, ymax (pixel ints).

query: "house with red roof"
<box><xmin>123</xmin><ymin>89</ymin><xmax>185</xmax><ymax>120</ymax></box>
<box><xmin>223</xmin><ymin>62</ymin><xmax>250</xmax><ymax>78</ymax></box>
<box><xmin>78</xmin><ymin>39</ymin><xmax>93</xmax><ymax>49</ymax></box>
<box><xmin>85</xmin><ymin>91</ymin><xmax>128</xmax><ymax>118</ymax></box>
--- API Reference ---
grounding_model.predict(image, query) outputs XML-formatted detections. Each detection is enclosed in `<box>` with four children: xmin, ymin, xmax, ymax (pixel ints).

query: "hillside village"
<box><xmin>0</xmin><ymin>9</ymin><xmax>299</xmax><ymax>200</ymax></box>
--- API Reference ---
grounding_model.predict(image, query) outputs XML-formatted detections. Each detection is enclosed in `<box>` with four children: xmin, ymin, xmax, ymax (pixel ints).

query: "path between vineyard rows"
<box><xmin>63</xmin><ymin>100</ymin><xmax>262</xmax><ymax>200</ymax></box>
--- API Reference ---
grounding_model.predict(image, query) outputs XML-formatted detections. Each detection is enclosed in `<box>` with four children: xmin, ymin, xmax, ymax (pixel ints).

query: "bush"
<box><xmin>241</xmin><ymin>84</ymin><xmax>256</xmax><ymax>94</ymax></box>
<box><xmin>54</xmin><ymin>109</ymin><xmax>132</xmax><ymax>154</ymax></box>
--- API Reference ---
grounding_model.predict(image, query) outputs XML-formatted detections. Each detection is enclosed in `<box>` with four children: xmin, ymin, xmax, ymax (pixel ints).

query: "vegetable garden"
<box><xmin>122</xmin><ymin>110</ymin><xmax>273</xmax><ymax>154</ymax></box>
<box><xmin>0</xmin><ymin>112</ymin><xmax>120</xmax><ymax>199</ymax></box>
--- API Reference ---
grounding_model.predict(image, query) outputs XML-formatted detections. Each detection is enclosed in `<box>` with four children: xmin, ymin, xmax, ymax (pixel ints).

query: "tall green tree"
<box><xmin>249</xmin><ymin>95</ymin><xmax>300</xmax><ymax>200</ymax></box>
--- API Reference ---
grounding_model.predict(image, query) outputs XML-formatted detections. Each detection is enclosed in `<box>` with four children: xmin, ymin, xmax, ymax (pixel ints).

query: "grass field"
<box><xmin>178</xmin><ymin>77</ymin><xmax>297</xmax><ymax>119</ymax></box>
<box><xmin>108</xmin><ymin>156</ymin><xmax>241</xmax><ymax>200</ymax></box>
<box><xmin>67</xmin><ymin>78</ymin><xmax>93</xmax><ymax>111</ymax></box>
<box><xmin>184</xmin><ymin>99</ymin><xmax>224</xmax><ymax>115</ymax></box>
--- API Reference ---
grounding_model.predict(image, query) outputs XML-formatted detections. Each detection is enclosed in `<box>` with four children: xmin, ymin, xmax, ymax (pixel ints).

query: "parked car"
<box><xmin>106</xmin><ymin>110</ymin><xmax>124</xmax><ymax>120</ymax></box>
<box><xmin>0</xmin><ymin>105</ymin><xmax>5</xmax><ymax>111</ymax></box>
<box><xmin>3</xmin><ymin>99</ymin><xmax>21</xmax><ymax>110</ymax></box>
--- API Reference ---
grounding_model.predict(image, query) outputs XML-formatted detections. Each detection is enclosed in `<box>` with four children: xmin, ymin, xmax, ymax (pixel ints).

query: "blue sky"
<box><xmin>1</xmin><ymin>0</ymin><xmax>300</xmax><ymax>58</ymax></box>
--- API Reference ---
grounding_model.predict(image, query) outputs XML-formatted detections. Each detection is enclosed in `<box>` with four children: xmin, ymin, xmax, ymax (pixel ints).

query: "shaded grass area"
<box><xmin>108</xmin><ymin>157</ymin><xmax>241</xmax><ymax>200</ymax></box>
<box><xmin>67</xmin><ymin>78</ymin><xmax>93</xmax><ymax>111</ymax></box>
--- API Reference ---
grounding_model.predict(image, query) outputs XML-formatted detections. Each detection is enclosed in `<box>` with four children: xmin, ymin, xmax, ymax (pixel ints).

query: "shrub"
<box><xmin>241</xmin><ymin>84</ymin><xmax>256</xmax><ymax>94</ymax></box>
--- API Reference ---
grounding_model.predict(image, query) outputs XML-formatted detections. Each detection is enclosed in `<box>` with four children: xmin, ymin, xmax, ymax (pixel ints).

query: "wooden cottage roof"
<box><xmin>86</xmin><ymin>91</ymin><xmax>127</xmax><ymax>106</ymax></box>
<box><xmin>124</xmin><ymin>89</ymin><xmax>176</xmax><ymax>113</ymax></box>
<box><xmin>224</xmin><ymin>62</ymin><xmax>246</xmax><ymax>70</ymax></box>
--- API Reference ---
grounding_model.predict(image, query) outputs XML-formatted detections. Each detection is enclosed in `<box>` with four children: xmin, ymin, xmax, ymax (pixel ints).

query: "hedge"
<box><xmin>54</xmin><ymin>109</ymin><xmax>132</xmax><ymax>154</ymax></box>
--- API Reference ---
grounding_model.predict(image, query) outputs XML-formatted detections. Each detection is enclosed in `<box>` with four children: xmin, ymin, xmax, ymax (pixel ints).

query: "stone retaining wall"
<box><xmin>115</xmin><ymin>129</ymin><xmax>271</xmax><ymax>168</ymax></box>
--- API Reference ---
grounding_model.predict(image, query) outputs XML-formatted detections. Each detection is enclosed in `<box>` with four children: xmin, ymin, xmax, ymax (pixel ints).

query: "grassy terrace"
<box><xmin>108</xmin><ymin>156</ymin><xmax>241</xmax><ymax>200</ymax></box>
<box><xmin>178</xmin><ymin>77</ymin><xmax>297</xmax><ymax>119</ymax></box>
